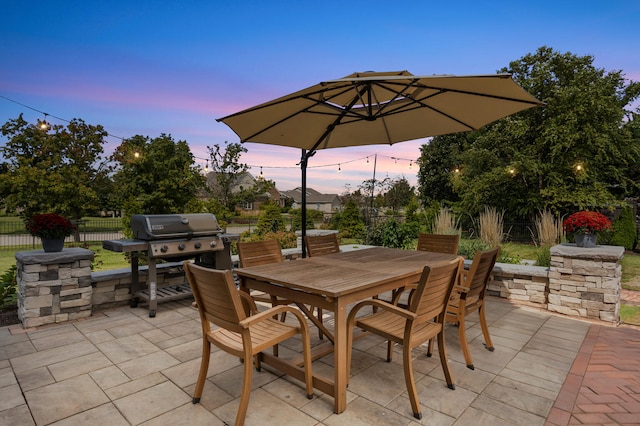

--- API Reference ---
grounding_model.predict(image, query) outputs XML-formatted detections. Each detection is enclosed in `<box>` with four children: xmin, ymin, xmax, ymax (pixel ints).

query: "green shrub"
<box><xmin>610</xmin><ymin>206</ymin><xmax>637</xmax><ymax>250</ymax></box>
<box><xmin>256</xmin><ymin>203</ymin><xmax>285</xmax><ymax>236</ymax></box>
<box><xmin>457</xmin><ymin>239</ymin><xmax>490</xmax><ymax>259</ymax></box>
<box><xmin>0</xmin><ymin>266</ymin><xmax>17</xmax><ymax>309</ymax></box>
<box><xmin>367</xmin><ymin>218</ymin><xmax>416</xmax><ymax>249</ymax></box>
<box><xmin>289</xmin><ymin>208</ymin><xmax>316</xmax><ymax>232</ymax></box>
<box><xmin>536</xmin><ymin>246</ymin><xmax>551</xmax><ymax>267</ymax></box>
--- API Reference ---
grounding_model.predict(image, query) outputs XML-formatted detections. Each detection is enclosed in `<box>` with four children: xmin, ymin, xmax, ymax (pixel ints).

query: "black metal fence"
<box><xmin>0</xmin><ymin>218</ymin><xmax>125</xmax><ymax>250</ymax></box>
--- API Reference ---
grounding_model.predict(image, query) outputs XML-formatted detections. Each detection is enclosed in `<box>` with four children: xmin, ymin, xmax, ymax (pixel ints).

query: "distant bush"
<box><xmin>610</xmin><ymin>206</ymin><xmax>637</xmax><ymax>250</ymax></box>
<box><xmin>367</xmin><ymin>218</ymin><xmax>418</xmax><ymax>249</ymax></box>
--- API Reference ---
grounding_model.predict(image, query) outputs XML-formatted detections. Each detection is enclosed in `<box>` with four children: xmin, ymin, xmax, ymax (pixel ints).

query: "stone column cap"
<box><xmin>16</xmin><ymin>247</ymin><xmax>94</xmax><ymax>265</ymax></box>
<box><xmin>550</xmin><ymin>243</ymin><xmax>624</xmax><ymax>261</ymax></box>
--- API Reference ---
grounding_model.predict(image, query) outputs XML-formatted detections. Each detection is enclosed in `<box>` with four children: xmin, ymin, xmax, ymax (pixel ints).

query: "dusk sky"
<box><xmin>1</xmin><ymin>1</ymin><xmax>639</xmax><ymax>194</ymax></box>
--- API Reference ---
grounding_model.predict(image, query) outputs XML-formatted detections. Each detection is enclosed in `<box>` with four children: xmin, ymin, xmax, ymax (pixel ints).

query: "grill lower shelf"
<box><xmin>131</xmin><ymin>283</ymin><xmax>193</xmax><ymax>315</ymax></box>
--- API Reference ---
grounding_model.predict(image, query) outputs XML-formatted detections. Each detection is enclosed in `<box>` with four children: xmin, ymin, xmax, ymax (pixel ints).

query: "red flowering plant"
<box><xmin>562</xmin><ymin>211</ymin><xmax>611</xmax><ymax>235</ymax></box>
<box><xmin>25</xmin><ymin>214</ymin><xmax>76</xmax><ymax>239</ymax></box>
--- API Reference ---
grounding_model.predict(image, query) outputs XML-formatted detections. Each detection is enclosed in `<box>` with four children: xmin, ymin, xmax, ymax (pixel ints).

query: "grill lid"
<box><xmin>131</xmin><ymin>213</ymin><xmax>222</xmax><ymax>240</ymax></box>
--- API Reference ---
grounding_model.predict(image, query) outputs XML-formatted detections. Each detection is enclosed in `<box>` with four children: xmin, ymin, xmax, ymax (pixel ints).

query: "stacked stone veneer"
<box><xmin>16</xmin><ymin>248</ymin><xmax>94</xmax><ymax>328</ymax></box>
<box><xmin>548</xmin><ymin>244</ymin><xmax>624</xmax><ymax>322</ymax></box>
<box><xmin>16</xmin><ymin>243</ymin><xmax>624</xmax><ymax>328</ymax></box>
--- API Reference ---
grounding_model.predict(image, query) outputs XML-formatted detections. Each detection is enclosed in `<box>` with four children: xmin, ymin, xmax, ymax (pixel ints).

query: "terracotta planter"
<box><xmin>41</xmin><ymin>238</ymin><xmax>65</xmax><ymax>252</ymax></box>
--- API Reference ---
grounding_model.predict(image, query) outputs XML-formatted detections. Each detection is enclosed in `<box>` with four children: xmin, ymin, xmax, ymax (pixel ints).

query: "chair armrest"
<box><xmin>239</xmin><ymin>305</ymin><xmax>310</xmax><ymax>332</ymax></box>
<box><xmin>348</xmin><ymin>299</ymin><xmax>417</xmax><ymax>323</ymax></box>
<box><xmin>238</xmin><ymin>290</ymin><xmax>258</xmax><ymax>315</ymax></box>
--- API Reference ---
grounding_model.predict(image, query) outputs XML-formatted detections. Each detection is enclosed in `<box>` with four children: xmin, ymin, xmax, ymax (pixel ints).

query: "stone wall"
<box><xmin>16</xmin><ymin>243</ymin><xmax>624</xmax><ymax>328</ymax></box>
<box><xmin>548</xmin><ymin>244</ymin><xmax>624</xmax><ymax>322</ymax></box>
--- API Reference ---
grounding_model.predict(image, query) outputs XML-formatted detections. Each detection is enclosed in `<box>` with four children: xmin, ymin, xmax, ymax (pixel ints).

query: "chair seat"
<box><xmin>357</xmin><ymin>311</ymin><xmax>442</xmax><ymax>344</ymax></box>
<box><xmin>210</xmin><ymin>317</ymin><xmax>301</xmax><ymax>354</ymax></box>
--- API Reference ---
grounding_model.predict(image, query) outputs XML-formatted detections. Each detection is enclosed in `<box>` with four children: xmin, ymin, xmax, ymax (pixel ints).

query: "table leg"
<box><xmin>333</xmin><ymin>298</ymin><xmax>348</xmax><ymax>414</ymax></box>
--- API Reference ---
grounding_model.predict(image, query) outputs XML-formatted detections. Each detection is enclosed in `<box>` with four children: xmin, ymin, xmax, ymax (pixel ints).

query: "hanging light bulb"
<box><xmin>338</xmin><ymin>164</ymin><xmax>341</xmax><ymax>173</ymax></box>
<box><xmin>260</xmin><ymin>166</ymin><xmax>263</xmax><ymax>178</ymax></box>
<box><xmin>366</xmin><ymin>157</ymin><xmax>370</xmax><ymax>164</ymax></box>
<box><xmin>134</xmin><ymin>151</ymin><xmax>140</xmax><ymax>159</ymax></box>
<box><xmin>39</xmin><ymin>113</ymin><xmax>50</xmax><ymax>131</ymax></box>
<box><xmin>205</xmin><ymin>160</ymin><xmax>209</xmax><ymax>173</ymax></box>
<box><xmin>409</xmin><ymin>161</ymin><xmax>413</xmax><ymax>169</ymax></box>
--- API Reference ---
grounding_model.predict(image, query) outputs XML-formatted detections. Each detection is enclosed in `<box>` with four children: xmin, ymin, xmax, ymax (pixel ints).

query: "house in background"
<box><xmin>204</xmin><ymin>171</ymin><xmax>288</xmax><ymax>212</ymax></box>
<box><xmin>281</xmin><ymin>187</ymin><xmax>342</xmax><ymax>215</ymax></box>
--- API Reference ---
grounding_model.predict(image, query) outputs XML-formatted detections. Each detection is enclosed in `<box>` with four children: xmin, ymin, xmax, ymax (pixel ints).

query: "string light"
<box><xmin>1</xmin><ymin>95</ymin><xmax>125</xmax><ymax>141</ymax></box>
<box><xmin>39</xmin><ymin>113</ymin><xmax>50</xmax><ymax>131</ymax></box>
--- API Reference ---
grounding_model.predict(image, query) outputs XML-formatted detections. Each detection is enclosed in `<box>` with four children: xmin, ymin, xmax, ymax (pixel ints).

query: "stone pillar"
<box><xmin>16</xmin><ymin>248</ymin><xmax>94</xmax><ymax>328</ymax></box>
<box><xmin>548</xmin><ymin>244</ymin><xmax>624</xmax><ymax>323</ymax></box>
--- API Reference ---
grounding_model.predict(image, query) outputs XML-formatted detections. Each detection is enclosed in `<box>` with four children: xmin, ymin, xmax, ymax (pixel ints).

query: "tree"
<box><xmin>256</xmin><ymin>202</ymin><xmax>285</xmax><ymax>236</ymax></box>
<box><xmin>206</xmin><ymin>142</ymin><xmax>275</xmax><ymax>215</ymax></box>
<box><xmin>110</xmin><ymin>134</ymin><xmax>205</xmax><ymax>216</ymax></box>
<box><xmin>0</xmin><ymin>114</ymin><xmax>108</xmax><ymax>225</ymax></box>
<box><xmin>417</xmin><ymin>46</ymin><xmax>640</xmax><ymax>218</ymax></box>
<box><xmin>382</xmin><ymin>176</ymin><xmax>414</xmax><ymax>212</ymax></box>
<box><xmin>331</xmin><ymin>200</ymin><xmax>365</xmax><ymax>238</ymax></box>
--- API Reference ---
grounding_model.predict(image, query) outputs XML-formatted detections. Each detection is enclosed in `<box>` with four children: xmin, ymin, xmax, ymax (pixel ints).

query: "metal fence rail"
<box><xmin>0</xmin><ymin>218</ymin><xmax>125</xmax><ymax>250</ymax></box>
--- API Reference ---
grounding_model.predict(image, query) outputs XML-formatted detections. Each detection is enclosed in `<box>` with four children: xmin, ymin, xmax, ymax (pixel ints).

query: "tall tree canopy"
<box><xmin>0</xmin><ymin>114</ymin><xmax>108</xmax><ymax>220</ymax></box>
<box><xmin>110</xmin><ymin>134</ymin><xmax>205</xmax><ymax>215</ymax></box>
<box><xmin>418</xmin><ymin>46</ymin><xmax>640</xmax><ymax>219</ymax></box>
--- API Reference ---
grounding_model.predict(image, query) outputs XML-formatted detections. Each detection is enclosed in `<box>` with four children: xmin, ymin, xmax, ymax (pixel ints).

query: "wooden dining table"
<box><xmin>235</xmin><ymin>246</ymin><xmax>459</xmax><ymax>414</ymax></box>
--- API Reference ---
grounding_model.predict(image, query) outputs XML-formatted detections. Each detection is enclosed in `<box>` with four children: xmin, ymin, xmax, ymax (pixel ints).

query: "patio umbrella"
<box><xmin>217</xmin><ymin>70</ymin><xmax>543</xmax><ymax>254</ymax></box>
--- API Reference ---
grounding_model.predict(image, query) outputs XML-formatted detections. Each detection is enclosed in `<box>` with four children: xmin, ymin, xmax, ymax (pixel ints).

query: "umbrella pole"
<box><xmin>301</xmin><ymin>149</ymin><xmax>308</xmax><ymax>258</ymax></box>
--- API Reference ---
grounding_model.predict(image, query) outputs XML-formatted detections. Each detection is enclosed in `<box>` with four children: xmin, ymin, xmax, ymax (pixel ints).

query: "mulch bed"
<box><xmin>0</xmin><ymin>304</ymin><xmax>19</xmax><ymax>327</ymax></box>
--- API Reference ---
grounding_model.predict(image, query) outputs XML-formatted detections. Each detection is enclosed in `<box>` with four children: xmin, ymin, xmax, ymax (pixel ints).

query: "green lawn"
<box><xmin>0</xmin><ymin>242</ymin><xmax>130</xmax><ymax>273</ymax></box>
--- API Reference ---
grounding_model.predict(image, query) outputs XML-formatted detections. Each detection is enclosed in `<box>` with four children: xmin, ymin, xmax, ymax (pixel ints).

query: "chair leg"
<box><xmin>426</xmin><ymin>337</ymin><xmax>435</xmax><ymax>357</ymax></box>
<box><xmin>387</xmin><ymin>340</ymin><xmax>394</xmax><ymax>362</ymax></box>
<box><xmin>478</xmin><ymin>303</ymin><xmax>494</xmax><ymax>351</ymax></box>
<box><xmin>192</xmin><ymin>339</ymin><xmax>211</xmax><ymax>403</ymax></box>
<box><xmin>317</xmin><ymin>307</ymin><xmax>324</xmax><ymax>340</ymax></box>
<box><xmin>235</xmin><ymin>349</ymin><xmax>254</xmax><ymax>426</ymax></box>
<box><xmin>403</xmin><ymin>343</ymin><xmax>421</xmax><ymax>419</ymax></box>
<box><xmin>300</xmin><ymin>326</ymin><xmax>314</xmax><ymax>399</ymax></box>
<box><xmin>457</xmin><ymin>313</ymin><xmax>474</xmax><ymax>370</ymax></box>
<box><xmin>437</xmin><ymin>329</ymin><xmax>455</xmax><ymax>390</ymax></box>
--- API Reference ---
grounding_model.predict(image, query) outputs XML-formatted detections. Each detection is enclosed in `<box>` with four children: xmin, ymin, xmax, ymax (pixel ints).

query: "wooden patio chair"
<box><xmin>346</xmin><ymin>257</ymin><xmax>463</xmax><ymax>420</ymax></box>
<box><xmin>428</xmin><ymin>246</ymin><xmax>500</xmax><ymax>370</ymax></box>
<box><xmin>304</xmin><ymin>233</ymin><xmax>340</xmax><ymax>257</ymax></box>
<box><xmin>390</xmin><ymin>233</ymin><xmax>461</xmax><ymax>307</ymax></box>
<box><xmin>184</xmin><ymin>262</ymin><xmax>313</xmax><ymax>426</ymax></box>
<box><xmin>237</xmin><ymin>239</ymin><xmax>289</xmax><ymax>320</ymax></box>
<box><xmin>416</xmin><ymin>233</ymin><xmax>460</xmax><ymax>255</ymax></box>
<box><xmin>304</xmin><ymin>233</ymin><xmax>340</xmax><ymax>338</ymax></box>
<box><xmin>238</xmin><ymin>239</ymin><xmax>324</xmax><ymax>342</ymax></box>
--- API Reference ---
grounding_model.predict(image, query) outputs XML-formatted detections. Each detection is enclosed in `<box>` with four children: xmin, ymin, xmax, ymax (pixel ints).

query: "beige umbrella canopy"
<box><xmin>217</xmin><ymin>70</ymin><xmax>543</xmax><ymax>253</ymax></box>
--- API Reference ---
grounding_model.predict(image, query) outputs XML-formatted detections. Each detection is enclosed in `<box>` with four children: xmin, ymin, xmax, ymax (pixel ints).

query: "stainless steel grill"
<box><xmin>103</xmin><ymin>213</ymin><xmax>239</xmax><ymax>317</ymax></box>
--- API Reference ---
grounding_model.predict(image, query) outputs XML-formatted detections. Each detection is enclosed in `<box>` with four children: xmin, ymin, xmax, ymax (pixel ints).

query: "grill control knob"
<box><xmin>178</xmin><ymin>243</ymin><xmax>186</xmax><ymax>251</ymax></box>
<box><xmin>160</xmin><ymin>245</ymin><xmax>168</xmax><ymax>253</ymax></box>
<box><xmin>194</xmin><ymin>242</ymin><xmax>201</xmax><ymax>249</ymax></box>
<box><xmin>209</xmin><ymin>240</ymin><xmax>217</xmax><ymax>247</ymax></box>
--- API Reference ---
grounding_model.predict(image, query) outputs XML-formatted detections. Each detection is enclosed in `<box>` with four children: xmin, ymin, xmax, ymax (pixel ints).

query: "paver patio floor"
<box><xmin>1</xmin><ymin>296</ymin><xmax>638</xmax><ymax>425</ymax></box>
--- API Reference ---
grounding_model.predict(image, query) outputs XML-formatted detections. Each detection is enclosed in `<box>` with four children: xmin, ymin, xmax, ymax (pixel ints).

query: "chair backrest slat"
<box><xmin>416</xmin><ymin>233</ymin><xmax>460</xmax><ymax>255</ymax></box>
<box><xmin>466</xmin><ymin>246</ymin><xmax>500</xmax><ymax>298</ymax></box>
<box><xmin>184</xmin><ymin>262</ymin><xmax>246</xmax><ymax>332</ymax></box>
<box><xmin>410</xmin><ymin>257</ymin><xmax>462</xmax><ymax>320</ymax></box>
<box><xmin>305</xmin><ymin>234</ymin><xmax>340</xmax><ymax>257</ymax></box>
<box><xmin>238</xmin><ymin>239</ymin><xmax>284</xmax><ymax>267</ymax></box>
